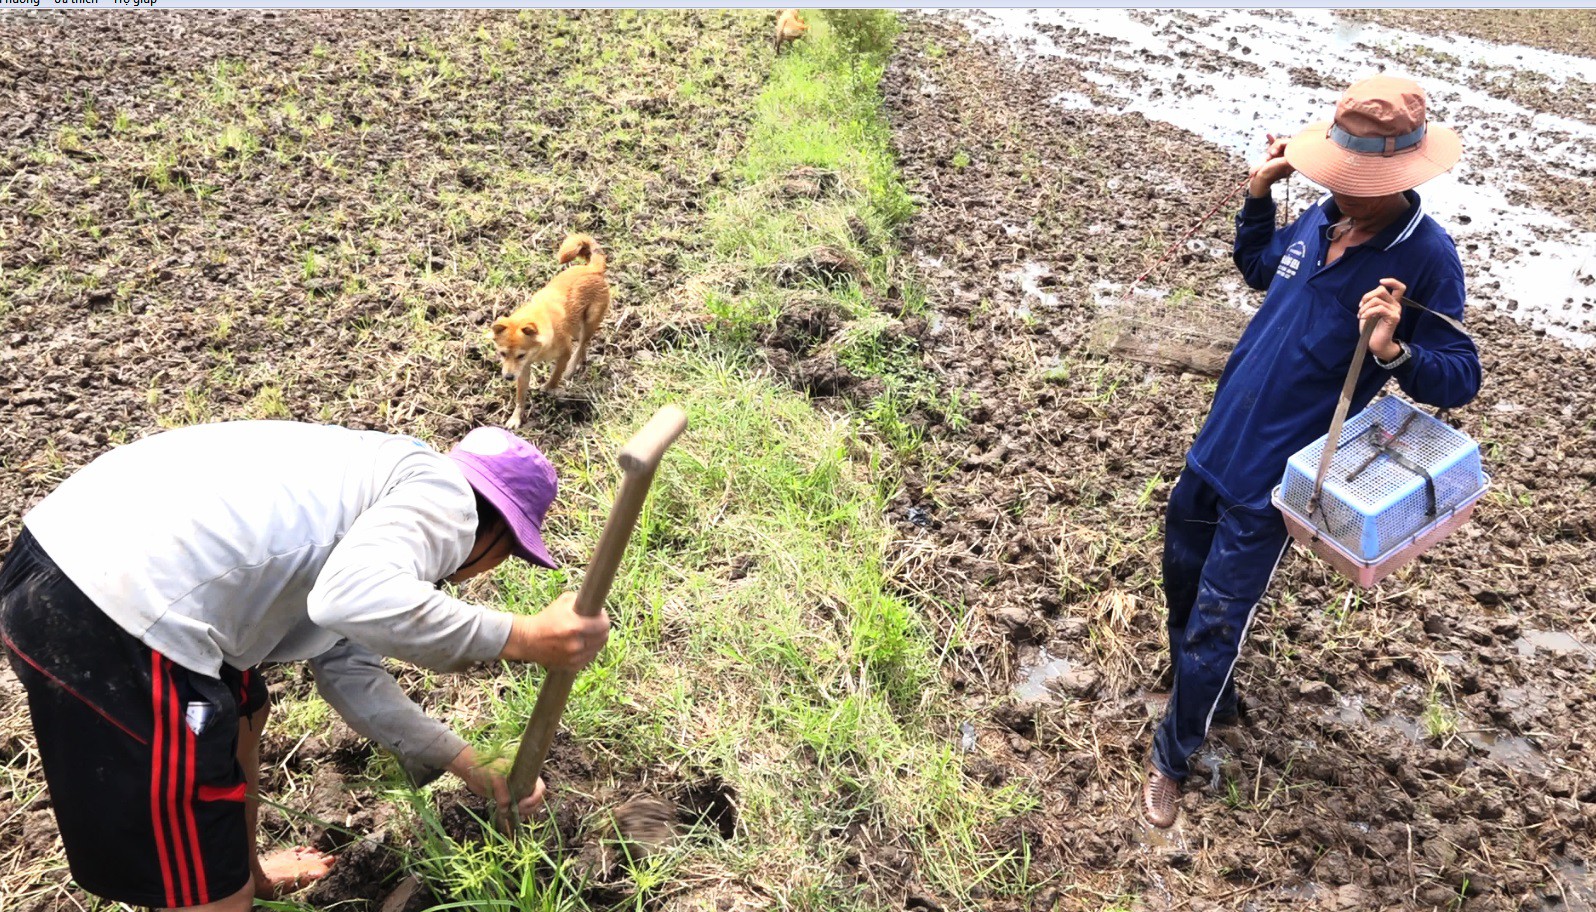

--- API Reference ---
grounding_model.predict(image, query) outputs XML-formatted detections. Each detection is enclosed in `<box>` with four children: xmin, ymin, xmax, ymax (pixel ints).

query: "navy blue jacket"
<box><xmin>1186</xmin><ymin>191</ymin><xmax>1481</xmax><ymax>510</ymax></box>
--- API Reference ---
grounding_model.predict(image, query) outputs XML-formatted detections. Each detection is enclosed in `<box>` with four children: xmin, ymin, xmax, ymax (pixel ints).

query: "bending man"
<box><xmin>1</xmin><ymin>421</ymin><xmax>609</xmax><ymax>909</ymax></box>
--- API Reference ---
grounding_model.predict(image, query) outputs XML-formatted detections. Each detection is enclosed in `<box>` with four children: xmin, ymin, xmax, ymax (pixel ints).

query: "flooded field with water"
<box><xmin>884</xmin><ymin>8</ymin><xmax>1596</xmax><ymax>909</ymax></box>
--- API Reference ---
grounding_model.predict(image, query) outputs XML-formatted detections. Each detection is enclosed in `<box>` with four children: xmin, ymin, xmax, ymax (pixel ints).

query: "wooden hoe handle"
<box><xmin>504</xmin><ymin>405</ymin><xmax>688</xmax><ymax>820</ymax></box>
<box><xmin>1308</xmin><ymin>317</ymin><xmax>1379</xmax><ymax>518</ymax></box>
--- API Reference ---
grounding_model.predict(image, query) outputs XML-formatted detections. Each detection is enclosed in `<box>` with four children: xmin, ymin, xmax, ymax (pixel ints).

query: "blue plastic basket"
<box><xmin>1276</xmin><ymin>396</ymin><xmax>1488</xmax><ymax>562</ymax></box>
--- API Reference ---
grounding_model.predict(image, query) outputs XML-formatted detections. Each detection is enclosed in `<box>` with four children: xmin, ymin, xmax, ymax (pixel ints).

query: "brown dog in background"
<box><xmin>774</xmin><ymin>9</ymin><xmax>808</xmax><ymax>53</ymax></box>
<box><xmin>491</xmin><ymin>233</ymin><xmax>611</xmax><ymax>426</ymax></box>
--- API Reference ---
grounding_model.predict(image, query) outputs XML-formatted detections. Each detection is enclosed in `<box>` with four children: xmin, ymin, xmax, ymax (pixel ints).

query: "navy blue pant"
<box><xmin>1152</xmin><ymin>470</ymin><xmax>1290</xmax><ymax>782</ymax></box>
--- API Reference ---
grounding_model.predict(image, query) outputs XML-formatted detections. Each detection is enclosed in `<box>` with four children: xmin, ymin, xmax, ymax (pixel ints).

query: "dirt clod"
<box><xmin>765</xmin><ymin>300</ymin><xmax>844</xmax><ymax>354</ymax></box>
<box><xmin>774</xmin><ymin>246</ymin><xmax>865</xmax><ymax>290</ymax></box>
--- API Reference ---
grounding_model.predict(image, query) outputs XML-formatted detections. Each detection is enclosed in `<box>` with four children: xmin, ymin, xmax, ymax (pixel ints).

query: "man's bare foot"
<box><xmin>256</xmin><ymin>846</ymin><xmax>336</xmax><ymax>898</ymax></box>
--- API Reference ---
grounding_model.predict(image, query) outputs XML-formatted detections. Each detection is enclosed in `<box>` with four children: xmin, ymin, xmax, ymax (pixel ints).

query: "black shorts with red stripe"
<box><xmin>0</xmin><ymin>529</ymin><xmax>268</xmax><ymax>909</ymax></box>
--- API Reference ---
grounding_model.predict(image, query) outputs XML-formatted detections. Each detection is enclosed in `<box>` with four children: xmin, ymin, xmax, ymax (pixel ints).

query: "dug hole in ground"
<box><xmin>1</xmin><ymin>8</ymin><xmax>1594</xmax><ymax>912</ymax></box>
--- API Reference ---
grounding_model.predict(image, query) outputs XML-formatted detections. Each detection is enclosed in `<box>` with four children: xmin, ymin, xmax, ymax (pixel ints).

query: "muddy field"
<box><xmin>0</xmin><ymin>10</ymin><xmax>754</xmax><ymax>522</ymax></box>
<box><xmin>0</xmin><ymin>9</ymin><xmax>765</xmax><ymax>910</ymax></box>
<box><xmin>2</xmin><ymin>7</ymin><xmax>1596</xmax><ymax>912</ymax></box>
<box><xmin>1339</xmin><ymin>9</ymin><xmax>1596</xmax><ymax>60</ymax></box>
<box><xmin>880</xmin><ymin>10</ymin><xmax>1596</xmax><ymax>911</ymax></box>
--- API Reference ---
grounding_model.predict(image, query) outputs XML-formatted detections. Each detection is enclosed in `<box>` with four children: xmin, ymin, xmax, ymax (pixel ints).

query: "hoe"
<box><xmin>503</xmin><ymin>405</ymin><xmax>688</xmax><ymax>836</ymax></box>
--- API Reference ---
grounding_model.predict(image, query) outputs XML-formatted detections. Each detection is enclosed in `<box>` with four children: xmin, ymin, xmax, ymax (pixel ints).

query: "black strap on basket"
<box><xmin>1344</xmin><ymin>413</ymin><xmax>1440</xmax><ymax>518</ymax></box>
<box><xmin>1307</xmin><ymin>294</ymin><xmax>1468</xmax><ymax>528</ymax></box>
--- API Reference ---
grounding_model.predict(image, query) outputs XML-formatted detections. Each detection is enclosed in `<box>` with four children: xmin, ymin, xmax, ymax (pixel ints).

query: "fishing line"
<box><xmin>1114</xmin><ymin>171</ymin><xmax>1469</xmax><ymax>336</ymax></box>
<box><xmin>1117</xmin><ymin>176</ymin><xmax>1251</xmax><ymax>309</ymax></box>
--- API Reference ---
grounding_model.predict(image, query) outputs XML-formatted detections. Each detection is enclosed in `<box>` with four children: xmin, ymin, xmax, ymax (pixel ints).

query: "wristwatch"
<box><xmin>1373</xmin><ymin>340</ymin><xmax>1412</xmax><ymax>370</ymax></box>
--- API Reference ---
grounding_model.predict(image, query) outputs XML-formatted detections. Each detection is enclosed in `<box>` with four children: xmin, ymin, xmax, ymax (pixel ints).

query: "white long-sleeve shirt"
<box><xmin>24</xmin><ymin>421</ymin><xmax>516</xmax><ymax>777</ymax></box>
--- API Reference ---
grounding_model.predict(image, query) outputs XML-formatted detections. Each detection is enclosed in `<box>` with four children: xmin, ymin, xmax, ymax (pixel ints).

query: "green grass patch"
<box><xmin>441</xmin><ymin>346</ymin><xmax>1022</xmax><ymax>903</ymax></box>
<box><xmin>414</xmin><ymin>338</ymin><xmax>1033</xmax><ymax>907</ymax></box>
<box><xmin>712</xmin><ymin>10</ymin><xmax>909</xmax><ymax>287</ymax></box>
<box><xmin>386</xmin><ymin>12</ymin><xmax>1036</xmax><ymax>911</ymax></box>
<box><xmin>692</xmin><ymin>10</ymin><xmax>950</xmax><ymax>461</ymax></box>
<box><xmin>1</xmin><ymin>11</ymin><xmax>1037</xmax><ymax>911</ymax></box>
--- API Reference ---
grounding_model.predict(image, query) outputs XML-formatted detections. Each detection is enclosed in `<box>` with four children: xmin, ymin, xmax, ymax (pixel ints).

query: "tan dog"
<box><xmin>774</xmin><ymin>9</ymin><xmax>808</xmax><ymax>53</ymax></box>
<box><xmin>491</xmin><ymin>233</ymin><xmax>611</xmax><ymax>426</ymax></box>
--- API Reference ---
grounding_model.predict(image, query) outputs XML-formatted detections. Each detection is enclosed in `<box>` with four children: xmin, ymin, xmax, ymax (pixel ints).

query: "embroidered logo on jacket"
<box><xmin>1276</xmin><ymin>240</ymin><xmax>1308</xmax><ymax>281</ymax></box>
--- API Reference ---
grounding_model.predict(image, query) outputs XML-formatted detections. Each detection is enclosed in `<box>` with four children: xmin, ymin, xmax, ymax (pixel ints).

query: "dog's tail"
<box><xmin>556</xmin><ymin>233</ymin><xmax>606</xmax><ymax>274</ymax></box>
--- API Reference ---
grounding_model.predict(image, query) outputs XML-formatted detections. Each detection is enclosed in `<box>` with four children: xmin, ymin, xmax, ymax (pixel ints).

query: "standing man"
<box><xmin>1</xmin><ymin>421</ymin><xmax>611</xmax><ymax>909</ymax></box>
<box><xmin>1143</xmin><ymin>76</ymin><xmax>1482</xmax><ymax>828</ymax></box>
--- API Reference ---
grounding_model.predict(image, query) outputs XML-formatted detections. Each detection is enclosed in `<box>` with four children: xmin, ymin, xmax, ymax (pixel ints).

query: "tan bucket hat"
<box><xmin>1284</xmin><ymin>75</ymin><xmax>1462</xmax><ymax>197</ymax></box>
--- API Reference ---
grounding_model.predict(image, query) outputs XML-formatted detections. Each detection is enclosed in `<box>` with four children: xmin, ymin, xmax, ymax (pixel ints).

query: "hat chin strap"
<box><xmin>461</xmin><ymin>521</ymin><xmax>512</xmax><ymax>571</ymax></box>
<box><xmin>1329</xmin><ymin>122</ymin><xmax>1426</xmax><ymax>157</ymax></box>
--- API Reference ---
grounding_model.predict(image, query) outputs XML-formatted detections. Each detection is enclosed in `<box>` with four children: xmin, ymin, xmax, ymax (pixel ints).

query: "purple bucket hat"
<box><xmin>447</xmin><ymin>427</ymin><xmax>559</xmax><ymax>569</ymax></box>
